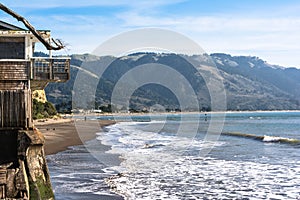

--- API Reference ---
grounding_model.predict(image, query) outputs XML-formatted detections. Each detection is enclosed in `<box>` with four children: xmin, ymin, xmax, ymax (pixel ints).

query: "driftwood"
<box><xmin>0</xmin><ymin>3</ymin><xmax>64</xmax><ymax>50</ymax></box>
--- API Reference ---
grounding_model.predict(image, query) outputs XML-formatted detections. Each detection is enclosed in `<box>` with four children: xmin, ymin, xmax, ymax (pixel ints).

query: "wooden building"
<box><xmin>0</xmin><ymin>20</ymin><xmax>70</xmax><ymax>130</ymax></box>
<box><xmin>0</xmin><ymin>18</ymin><xmax>70</xmax><ymax>180</ymax></box>
<box><xmin>0</xmin><ymin>7</ymin><xmax>70</xmax><ymax>197</ymax></box>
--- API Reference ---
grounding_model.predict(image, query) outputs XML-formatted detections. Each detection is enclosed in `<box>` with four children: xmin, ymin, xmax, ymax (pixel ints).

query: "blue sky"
<box><xmin>1</xmin><ymin>0</ymin><xmax>300</xmax><ymax>67</ymax></box>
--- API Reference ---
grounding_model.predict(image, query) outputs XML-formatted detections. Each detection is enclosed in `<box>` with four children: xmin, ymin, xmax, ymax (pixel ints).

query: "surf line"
<box><xmin>222</xmin><ymin>132</ymin><xmax>300</xmax><ymax>145</ymax></box>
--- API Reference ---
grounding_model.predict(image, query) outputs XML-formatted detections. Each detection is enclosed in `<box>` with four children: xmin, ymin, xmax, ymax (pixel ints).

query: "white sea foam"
<box><xmin>263</xmin><ymin>135</ymin><xmax>300</xmax><ymax>143</ymax></box>
<box><xmin>48</xmin><ymin>112</ymin><xmax>300</xmax><ymax>199</ymax></box>
<box><xmin>108</xmin><ymin>157</ymin><xmax>300</xmax><ymax>199</ymax></box>
<box><xmin>263</xmin><ymin>135</ymin><xmax>284</xmax><ymax>142</ymax></box>
<box><xmin>99</xmin><ymin>121</ymin><xmax>222</xmax><ymax>157</ymax></box>
<box><xmin>101</xmin><ymin>121</ymin><xmax>300</xmax><ymax>199</ymax></box>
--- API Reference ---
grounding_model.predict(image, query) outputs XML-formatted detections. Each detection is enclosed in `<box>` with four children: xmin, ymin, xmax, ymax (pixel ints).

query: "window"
<box><xmin>0</xmin><ymin>37</ymin><xmax>25</xmax><ymax>59</ymax></box>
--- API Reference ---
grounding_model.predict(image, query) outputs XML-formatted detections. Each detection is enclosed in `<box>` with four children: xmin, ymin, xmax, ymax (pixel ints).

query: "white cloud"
<box><xmin>58</xmin><ymin>12</ymin><xmax>300</xmax><ymax>67</ymax></box>
<box><xmin>2</xmin><ymin>0</ymin><xmax>300</xmax><ymax>67</ymax></box>
<box><xmin>117</xmin><ymin>15</ymin><xmax>298</xmax><ymax>46</ymax></box>
<box><xmin>1</xmin><ymin>0</ymin><xmax>185</xmax><ymax>9</ymax></box>
<box><xmin>118</xmin><ymin>12</ymin><xmax>300</xmax><ymax>33</ymax></box>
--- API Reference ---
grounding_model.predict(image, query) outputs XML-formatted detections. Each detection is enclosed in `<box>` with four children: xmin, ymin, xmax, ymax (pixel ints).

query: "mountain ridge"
<box><xmin>44</xmin><ymin>52</ymin><xmax>300</xmax><ymax>112</ymax></box>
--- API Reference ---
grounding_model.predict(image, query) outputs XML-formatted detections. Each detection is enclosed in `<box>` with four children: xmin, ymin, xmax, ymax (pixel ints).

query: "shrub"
<box><xmin>32</xmin><ymin>99</ymin><xmax>57</xmax><ymax>119</ymax></box>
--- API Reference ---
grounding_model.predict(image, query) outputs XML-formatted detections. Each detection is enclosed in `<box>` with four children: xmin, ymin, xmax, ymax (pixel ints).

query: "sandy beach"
<box><xmin>34</xmin><ymin>118</ymin><xmax>116</xmax><ymax>155</ymax></box>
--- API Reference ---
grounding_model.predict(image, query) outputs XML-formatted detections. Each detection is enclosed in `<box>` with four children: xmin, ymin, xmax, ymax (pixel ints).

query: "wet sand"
<box><xmin>35</xmin><ymin>118</ymin><xmax>124</xmax><ymax>199</ymax></box>
<box><xmin>34</xmin><ymin>118</ymin><xmax>116</xmax><ymax>155</ymax></box>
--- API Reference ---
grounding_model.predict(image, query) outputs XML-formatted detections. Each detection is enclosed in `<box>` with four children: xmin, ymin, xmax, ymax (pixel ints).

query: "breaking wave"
<box><xmin>223</xmin><ymin>132</ymin><xmax>300</xmax><ymax>145</ymax></box>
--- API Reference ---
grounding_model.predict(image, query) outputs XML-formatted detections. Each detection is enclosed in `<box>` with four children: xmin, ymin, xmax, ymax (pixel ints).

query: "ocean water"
<box><xmin>48</xmin><ymin>111</ymin><xmax>300</xmax><ymax>199</ymax></box>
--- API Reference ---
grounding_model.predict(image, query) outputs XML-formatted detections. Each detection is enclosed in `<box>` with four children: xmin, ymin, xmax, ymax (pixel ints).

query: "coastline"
<box><xmin>34</xmin><ymin>118</ymin><xmax>116</xmax><ymax>155</ymax></box>
<box><xmin>77</xmin><ymin>109</ymin><xmax>300</xmax><ymax>117</ymax></box>
<box><xmin>37</xmin><ymin>110</ymin><xmax>300</xmax><ymax>155</ymax></box>
<box><xmin>35</xmin><ymin>110</ymin><xmax>300</xmax><ymax>155</ymax></box>
<box><xmin>38</xmin><ymin>118</ymin><xmax>124</xmax><ymax>199</ymax></box>
<box><xmin>34</xmin><ymin>112</ymin><xmax>300</xmax><ymax>199</ymax></box>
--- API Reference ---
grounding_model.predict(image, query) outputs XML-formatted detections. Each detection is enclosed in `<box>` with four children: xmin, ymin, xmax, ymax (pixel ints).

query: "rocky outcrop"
<box><xmin>32</xmin><ymin>90</ymin><xmax>47</xmax><ymax>103</ymax></box>
<box><xmin>0</xmin><ymin>129</ymin><xmax>54</xmax><ymax>200</ymax></box>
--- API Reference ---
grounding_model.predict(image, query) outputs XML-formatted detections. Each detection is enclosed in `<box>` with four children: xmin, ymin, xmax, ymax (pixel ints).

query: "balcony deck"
<box><xmin>0</xmin><ymin>57</ymin><xmax>70</xmax><ymax>90</ymax></box>
<box><xmin>31</xmin><ymin>57</ymin><xmax>70</xmax><ymax>81</ymax></box>
<box><xmin>30</xmin><ymin>57</ymin><xmax>70</xmax><ymax>89</ymax></box>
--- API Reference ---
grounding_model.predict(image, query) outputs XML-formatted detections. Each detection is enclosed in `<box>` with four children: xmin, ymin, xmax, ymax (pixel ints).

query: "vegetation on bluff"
<box><xmin>32</xmin><ymin>99</ymin><xmax>57</xmax><ymax>119</ymax></box>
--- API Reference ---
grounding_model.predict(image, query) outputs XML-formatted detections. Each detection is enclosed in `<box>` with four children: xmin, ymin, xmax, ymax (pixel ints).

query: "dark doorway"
<box><xmin>0</xmin><ymin>131</ymin><xmax>18</xmax><ymax>167</ymax></box>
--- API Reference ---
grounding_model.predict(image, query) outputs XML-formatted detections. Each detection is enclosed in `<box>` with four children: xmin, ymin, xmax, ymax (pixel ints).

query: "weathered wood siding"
<box><xmin>0</xmin><ymin>90</ymin><xmax>31</xmax><ymax>129</ymax></box>
<box><xmin>0</xmin><ymin>61</ymin><xmax>29</xmax><ymax>80</ymax></box>
<box><xmin>0</xmin><ymin>80</ymin><xmax>27</xmax><ymax>90</ymax></box>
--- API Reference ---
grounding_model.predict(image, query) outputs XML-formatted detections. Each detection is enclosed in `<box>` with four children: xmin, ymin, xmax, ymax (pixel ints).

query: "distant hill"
<box><xmin>45</xmin><ymin>53</ymin><xmax>300</xmax><ymax>112</ymax></box>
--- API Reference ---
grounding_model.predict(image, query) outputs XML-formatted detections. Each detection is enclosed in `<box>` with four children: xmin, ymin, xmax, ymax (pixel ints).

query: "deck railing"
<box><xmin>0</xmin><ymin>57</ymin><xmax>70</xmax><ymax>90</ymax></box>
<box><xmin>31</xmin><ymin>57</ymin><xmax>70</xmax><ymax>81</ymax></box>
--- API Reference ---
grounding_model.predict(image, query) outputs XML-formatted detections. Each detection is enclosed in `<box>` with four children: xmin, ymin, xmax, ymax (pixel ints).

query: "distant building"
<box><xmin>92</xmin><ymin>109</ymin><xmax>103</xmax><ymax>113</ymax></box>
